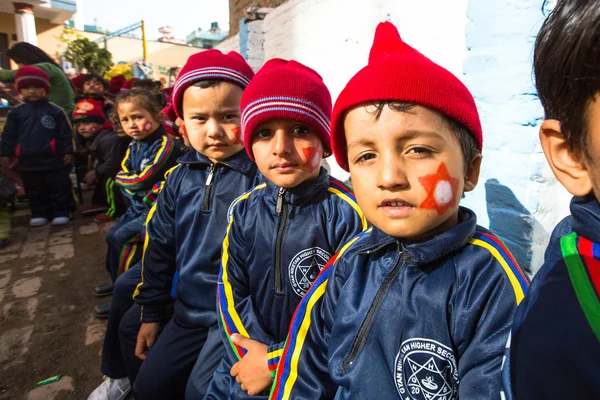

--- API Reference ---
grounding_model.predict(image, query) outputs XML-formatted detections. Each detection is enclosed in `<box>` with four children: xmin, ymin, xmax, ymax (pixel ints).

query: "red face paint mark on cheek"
<box><xmin>143</xmin><ymin>122</ymin><xmax>153</xmax><ymax>133</ymax></box>
<box><xmin>90</xmin><ymin>126</ymin><xmax>97</xmax><ymax>134</ymax></box>
<box><xmin>180</xmin><ymin>124</ymin><xmax>188</xmax><ymax>137</ymax></box>
<box><xmin>232</xmin><ymin>127</ymin><xmax>243</xmax><ymax>145</ymax></box>
<box><xmin>301</xmin><ymin>146</ymin><xmax>322</xmax><ymax>173</ymax></box>
<box><xmin>418</xmin><ymin>162</ymin><xmax>460</xmax><ymax>215</ymax></box>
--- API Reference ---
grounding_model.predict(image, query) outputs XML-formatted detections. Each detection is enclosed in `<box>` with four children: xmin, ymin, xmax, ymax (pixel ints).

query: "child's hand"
<box><xmin>83</xmin><ymin>170</ymin><xmax>96</xmax><ymax>185</ymax></box>
<box><xmin>230</xmin><ymin>334</ymin><xmax>272</xmax><ymax>396</ymax></box>
<box><xmin>63</xmin><ymin>154</ymin><xmax>73</xmax><ymax>165</ymax></box>
<box><xmin>135</xmin><ymin>322</ymin><xmax>160</xmax><ymax>360</ymax></box>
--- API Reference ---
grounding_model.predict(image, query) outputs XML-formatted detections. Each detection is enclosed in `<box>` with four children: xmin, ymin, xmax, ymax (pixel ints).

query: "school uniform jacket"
<box><xmin>115</xmin><ymin>126</ymin><xmax>178</xmax><ymax>205</ymax></box>
<box><xmin>270</xmin><ymin>207</ymin><xmax>530</xmax><ymax>400</ymax></box>
<box><xmin>133</xmin><ymin>149</ymin><xmax>261</xmax><ymax>327</ymax></box>
<box><xmin>507</xmin><ymin>194</ymin><xmax>600</xmax><ymax>399</ymax></box>
<box><xmin>88</xmin><ymin>128</ymin><xmax>127</xmax><ymax>178</ymax></box>
<box><xmin>0</xmin><ymin>99</ymin><xmax>73</xmax><ymax>171</ymax></box>
<box><xmin>209</xmin><ymin>170</ymin><xmax>367</xmax><ymax>398</ymax></box>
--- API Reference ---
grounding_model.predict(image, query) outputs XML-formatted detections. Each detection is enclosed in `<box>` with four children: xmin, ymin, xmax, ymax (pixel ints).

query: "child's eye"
<box><xmin>408</xmin><ymin>146</ymin><xmax>433</xmax><ymax>156</ymax></box>
<box><xmin>291</xmin><ymin>126</ymin><xmax>309</xmax><ymax>136</ymax></box>
<box><xmin>223</xmin><ymin>114</ymin><xmax>237</xmax><ymax>121</ymax></box>
<box><xmin>193</xmin><ymin>115</ymin><xmax>206</xmax><ymax>122</ymax></box>
<box><xmin>255</xmin><ymin>130</ymin><xmax>272</xmax><ymax>139</ymax></box>
<box><xmin>355</xmin><ymin>153</ymin><xmax>376</xmax><ymax>164</ymax></box>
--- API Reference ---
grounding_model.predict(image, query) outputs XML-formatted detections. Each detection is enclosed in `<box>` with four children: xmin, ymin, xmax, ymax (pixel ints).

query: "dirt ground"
<box><xmin>0</xmin><ymin>199</ymin><xmax>114</xmax><ymax>400</ymax></box>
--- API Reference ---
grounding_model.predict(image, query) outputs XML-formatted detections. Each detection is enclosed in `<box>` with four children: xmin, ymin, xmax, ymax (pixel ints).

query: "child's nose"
<box><xmin>377</xmin><ymin>155</ymin><xmax>408</xmax><ymax>189</ymax></box>
<box><xmin>206</xmin><ymin>119</ymin><xmax>222</xmax><ymax>138</ymax></box>
<box><xmin>272</xmin><ymin>130</ymin><xmax>290</xmax><ymax>155</ymax></box>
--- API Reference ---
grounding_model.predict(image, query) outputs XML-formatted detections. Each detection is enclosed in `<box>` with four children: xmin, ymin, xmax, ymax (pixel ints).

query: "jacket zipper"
<box><xmin>203</xmin><ymin>164</ymin><xmax>216</xmax><ymax>211</ymax></box>
<box><xmin>274</xmin><ymin>187</ymin><xmax>288</xmax><ymax>293</ymax></box>
<box><xmin>341</xmin><ymin>242</ymin><xmax>404</xmax><ymax>373</ymax></box>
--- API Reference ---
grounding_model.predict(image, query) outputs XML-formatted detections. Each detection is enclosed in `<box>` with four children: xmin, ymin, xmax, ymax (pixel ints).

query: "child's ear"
<box><xmin>539</xmin><ymin>119</ymin><xmax>592</xmax><ymax>196</ymax></box>
<box><xmin>463</xmin><ymin>154</ymin><xmax>482</xmax><ymax>192</ymax></box>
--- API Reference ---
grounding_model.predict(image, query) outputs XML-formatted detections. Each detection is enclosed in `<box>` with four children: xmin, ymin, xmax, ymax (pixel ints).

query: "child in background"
<box><xmin>81</xmin><ymin>73</ymin><xmax>114</xmax><ymax>118</ymax></box>
<box><xmin>0</xmin><ymin>66</ymin><xmax>76</xmax><ymax>227</ymax></box>
<box><xmin>197</xmin><ymin>58</ymin><xmax>367</xmax><ymax>399</ymax></box>
<box><xmin>506</xmin><ymin>1</ymin><xmax>600</xmax><ymax>398</ymax></box>
<box><xmin>72</xmin><ymin>99</ymin><xmax>127</xmax><ymax>222</ymax></box>
<box><xmin>0</xmin><ymin>170</ymin><xmax>17</xmax><ymax>247</ymax></box>
<box><xmin>94</xmin><ymin>89</ymin><xmax>179</xmax><ymax>303</ymax></box>
<box><xmin>120</xmin><ymin>50</ymin><xmax>259</xmax><ymax>400</ymax></box>
<box><xmin>270</xmin><ymin>22</ymin><xmax>529</xmax><ymax>399</ymax></box>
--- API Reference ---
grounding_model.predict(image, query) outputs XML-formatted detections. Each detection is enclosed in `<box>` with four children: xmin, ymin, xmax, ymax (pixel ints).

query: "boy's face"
<box><xmin>19</xmin><ymin>85</ymin><xmax>46</xmax><ymax>101</ymax></box>
<box><xmin>182</xmin><ymin>82</ymin><xmax>244</xmax><ymax>163</ymax></box>
<box><xmin>251</xmin><ymin>119</ymin><xmax>323</xmax><ymax>188</ymax></box>
<box><xmin>83</xmin><ymin>78</ymin><xmax>106</xmax><ymax>96</ymax></box>
<box><xmin>77</xmin><ymin>122</ymin><xmax>103</xmax><ymax>138</ymax></box>
<box><xmin>345</xmin><ymin>104</ymin><xmax>480</xmax><ymax>240</ymax></box>
<box><xmin>117</xmin><ymin>101</ymin><xmax>159</xmax><ymax>141</ymax></box>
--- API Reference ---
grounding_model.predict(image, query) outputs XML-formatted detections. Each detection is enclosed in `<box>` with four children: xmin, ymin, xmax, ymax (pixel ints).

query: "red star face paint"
<box><xmin>419</xmin><ymin>162</ymin><xmax>459</xmax><ymax>215</ymax></box>
<box><xmin>180</xmin><ymin>124</ymin><xmax>188</xmax><ymax>137</ymax></box>
<box><xmin>301</xmin><ymin>146</ymin><xmax>322</xmax><ymax>173</ymax></box>
<box><xmin>143</xmin><ymin>122</ymin><xmax>153</xmax><ymax>133</ymax></box>
<box><xmin>232</xmin><ymin>127</ymin><xmax>243</xmax><ymax>145</ymax></box>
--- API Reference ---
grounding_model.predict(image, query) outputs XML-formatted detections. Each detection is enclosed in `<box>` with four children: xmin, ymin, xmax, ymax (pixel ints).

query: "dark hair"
<box><xmin>7</xmin><ymin>42</ymin><xmax>61</xmax><ymax>69</ymax></box>
<box><xmin>132</xmin><ymin>79</ymin><xmax>163</xmax><ymax>91</ymax></box>
<box><xmin>534</xmin><ymin>0</ymin><xmax>600</xmax><ymax>159</ymax></box>
<box><xmin>83</xmin><ymin>73</ymin><xmax>108</xmax><ymax>90</ymax></box>
<box><xmin>368</xmin><ymin>102</ymin><xmax>479</xmax><ymax>172</ymax></box>
<box><xmin>113</xmin><ymin>89</ymin><xmax>165</xmax><ymax>126</ymax></box>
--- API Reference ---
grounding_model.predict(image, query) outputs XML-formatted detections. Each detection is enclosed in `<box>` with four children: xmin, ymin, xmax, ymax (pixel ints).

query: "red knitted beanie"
<box><xmin>108</xmin><ymin>75</ymin><xmax>126</xmax><ymax>95</ymax></box>
<box><xmin>15</xmin><ymin>66</ymin><xmax>50</xmax><ymax>94</ymax></box>
<box><xmin>240</xmin><ymin>58</ymin><xmax>332</xmax><ymax>160</ymax></box>
<box><xmin>72</xmin><ymin>99</ymin><xmax>106</xmax><ymax>124</ymax></box>
<box><xmin>331</xmin><ymin>22</ymin><xmax>483</xmax><ymax>171</ymax></box>
<box><xmin>162</xmin><ymin>105</ymin><xmax>179</xmax><ymax>136</ymax></box>
<box><xmin>172</xmin><ymin>49</ymin><xmax>254</xmax><ymax>119</ymax></box>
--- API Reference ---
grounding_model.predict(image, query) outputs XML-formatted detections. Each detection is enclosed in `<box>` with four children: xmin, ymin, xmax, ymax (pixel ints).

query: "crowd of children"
<box><xmin>0</xmin><ymin>0</ymin><xmax>598</xmax><ymax>398</ymax></box>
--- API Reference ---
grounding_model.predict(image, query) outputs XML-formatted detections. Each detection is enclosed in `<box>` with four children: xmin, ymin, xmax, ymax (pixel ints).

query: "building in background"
<box><xmin>0</xmin><ymin>0</ymin><xmax>77</xmax><ymax>68</ymax></box>
<box><xmin>186</xmin><ymin>22</ymin><xmax>227</xmax><ymax>49</ymax></box>
<box><xmin>228</xmin><ymin>0</ymin><xmax>288</xmax><ymax>36</ymax></box>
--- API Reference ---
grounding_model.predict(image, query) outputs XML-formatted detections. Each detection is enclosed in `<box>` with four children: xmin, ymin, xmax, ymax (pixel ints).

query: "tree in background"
<box><xmin>104</xmin><ymin>63</ymin><xmax>133</xmax><ymax>80</ymax></box>
<box><xmin>64</xmin><ymin>37</ymin><xmax>113</xmax><ymax>75</ymax></box>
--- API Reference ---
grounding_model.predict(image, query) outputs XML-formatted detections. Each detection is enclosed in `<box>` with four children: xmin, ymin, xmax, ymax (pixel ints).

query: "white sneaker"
<box><xmin>51</xmin><ymin>216</ymin><xmax>70</xmax><ymax>226</ymax></box>
<box><xmin>88</xmin><ymin>377</ymin><xmax>131</xmax><ymax>400</ymax></box>
<box><xmin>30</xmin><ymin>217</ymin><xmax>49</xmax><ymax>227</ymax></box>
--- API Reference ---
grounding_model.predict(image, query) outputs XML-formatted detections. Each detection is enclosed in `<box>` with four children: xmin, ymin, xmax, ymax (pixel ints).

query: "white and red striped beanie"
<box><xmin>241</xmin><ymin>58</ymin><xmax>332</xmax><ymax>160</ymax></box>
<box><xmin>15</xmin><ymin>66</ymin><xmax>50</xmax><ymax>93</ymax></box>
<box><xmin>172</xmin><ymin>49</ymin><xmax>254</xmax><ymax>118</ymax></box>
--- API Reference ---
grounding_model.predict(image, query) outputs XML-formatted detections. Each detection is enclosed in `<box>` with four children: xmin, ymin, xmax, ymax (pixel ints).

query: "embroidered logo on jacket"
<box><xmin>395</xmin><ymin>338</ymin><xmax>458</xmax><ymax>400</ymax></box>
<box><xmin>288</xmin><ymin>247</ymin><xmax>331</xmax><ymax>297</ymax></box>
<box><xmin>41</xmin><ymin>115</ymin><xmax>56</xmax><ymax>129</ymax></box>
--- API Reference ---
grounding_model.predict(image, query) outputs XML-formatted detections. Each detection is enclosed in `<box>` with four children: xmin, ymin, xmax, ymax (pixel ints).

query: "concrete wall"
<box><xmin>215</xmin><ymin>33</ymin><xmax>240</xmax><ymax>54</ymax></box>
<box><xmin>228</xmin><ymin>0</ymin><xmax>288</xmax><ymax>36</ymax></box>
<box><xmin>225</xmin><ymin>0</ymin><xmax>570</xmax><ymax>274</ymax></box>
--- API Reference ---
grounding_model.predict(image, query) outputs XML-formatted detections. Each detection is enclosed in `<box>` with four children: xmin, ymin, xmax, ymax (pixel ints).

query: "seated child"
<box><xmin>0</xmin><ymin>66</ymin><xmax>76</xmax><ymax>227</ymax></box>
<box><xmin>196</xmin><ymin>59</ymin><xmax>367</xmax><ymax>399</ymax></box>
<box><xmin>80</xmin><ymin>73</ymin><xmax>115</xmax><ymax>117</ymax></box>
<box><xmin>72</xmin><ymin>99</ymin><xmax>127</xmax><ymax>222</ymax></box>
<box><xmin>119</xmin><ymin>49</ymin><xmax>259</xmax><ymax>400</ymax></box>
<box><xmin>506</xmin><ymin>1</ymin><xmax>600</xmax><ymax>398</ymax></box>
<box><xmin>270</xmin><ymin>21</ymin><xmax>530</xmax><ymax>399</ymax></box>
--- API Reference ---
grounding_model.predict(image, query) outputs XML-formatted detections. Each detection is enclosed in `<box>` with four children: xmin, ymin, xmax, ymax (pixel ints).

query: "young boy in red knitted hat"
<box><xmin>116</xmin><ymin>50</ymin><xmax>261</xmax><ymax>400</ymax></box>
<box><xmin>72</xmin><ymin>99</ymin><xmax>127</xmax><ymax>222</ymax></box>
<box><xmin>0</xmin><ymin>66</ymin><xmax>76</xmax><ymax>227</ymax></box>
<box><xmin>190</xmin><ymin>58</ymin><xmax>366</xmax><ymax>399</ymax></box>
<box><xmin>505</xmin><ymin>2</ymin><xmax>600</xmax><ymax>398</ymax></box>
<box><xmin>270</xmin><ymin>21</ymin><xmax>530</xmax><ymax>400</ymax></box>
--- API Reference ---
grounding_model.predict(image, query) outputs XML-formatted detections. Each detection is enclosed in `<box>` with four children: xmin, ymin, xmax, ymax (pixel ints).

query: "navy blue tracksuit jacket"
<box><xmin>506</xmin><ymin>194</ymin><xmax>600</xmax><ymax>399</ymax></box>
<box><xmin>204</xmin><ymin>169</ymin><xmax>367</xmax><ymax>399</ymax></box>
<box><xmin>270</xmin><ymin>208</ymin><xmax>530</xmax><ymax>399</ymax></box>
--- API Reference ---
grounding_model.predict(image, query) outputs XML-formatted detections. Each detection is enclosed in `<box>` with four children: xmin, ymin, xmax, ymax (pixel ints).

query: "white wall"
<box><xmin>216</xmin><ymin>33</ymin><xmax>241</xmax><ymax>53</ymax></box>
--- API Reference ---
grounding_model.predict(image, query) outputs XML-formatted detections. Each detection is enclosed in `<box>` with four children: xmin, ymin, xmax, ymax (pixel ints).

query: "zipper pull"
<box><xmin>206</xmin><ymin>164</ymin><xmax>216</xmax><ymax>186</ymax></box>
<box><xmin>276</xmin><ymin>187</ymin><xmax>286</xmax><ymax>214</ymax></box>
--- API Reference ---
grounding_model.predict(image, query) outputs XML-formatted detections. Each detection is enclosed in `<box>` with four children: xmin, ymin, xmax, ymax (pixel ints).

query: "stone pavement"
<box><xmin>0</xmin><ymin>205</ymin><xmax>115</xmax><ymax>399</ymax></box>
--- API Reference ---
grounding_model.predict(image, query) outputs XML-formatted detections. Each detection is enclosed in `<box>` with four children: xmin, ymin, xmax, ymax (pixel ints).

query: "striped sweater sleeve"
<box><xmin>269</xmin><ymin>231</ymin><xmax>369</xmax><ymax>400</ymax></box>
<box><xmin>116</xmin><ymin>135</ymin><xmax>175</xmax><ymax>192</ymax></box>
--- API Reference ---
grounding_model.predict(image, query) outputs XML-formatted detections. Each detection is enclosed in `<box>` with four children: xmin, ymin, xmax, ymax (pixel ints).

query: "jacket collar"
<box><xmin>134</xmin><ymin>125</ymin><xmax>166</xmax><ymax>145</ymax></box>
<box><xmin>178</xmin><ymin>148</ymin><xmax>255</xmax><ymax>175</ymax></box>
<box><xmin>24</xmin><ymin>98</ymin><xmax>49</xmax><ymax>105</ymax></box>
<box><xmin>264</xmin><ymin>167</ymin><xmax>330</xmax><ymax>207</ymax></box>
<box><xmin>356</xmin><ymin>207</ymin><xmax>477</xmax><ymax>265</ymax></box>
<box><xmin>571</xmin><ymin>194</ymin><xmax>600</xmax><ymax>244</ymax></box>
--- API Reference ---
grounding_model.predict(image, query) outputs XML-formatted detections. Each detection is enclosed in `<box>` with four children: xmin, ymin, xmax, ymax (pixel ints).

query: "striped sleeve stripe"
<box><xmin>469</xmin><ymin>232</ymin><xmax>529</xmax><ymax>304</ymax></box>
<box><xmin>270</xmin><ymin>230</ymin><xmax>370</xmax><ymax>400</ymax></box>
<box><xmin>577</xmin><ymin>236</ymin><xmax>600</xmax><ymax>298</ymax></box>
<box><xmin>133</xmin><ymin>203</ymin><xmax>158</xmax><ymax>298</ymax></box>
<box><xmin>218</xmin><ymin>184</ymin><xmax>267</xmax><ymax>360</ymax></box>
<box><xmin>116</xmin><ymin>136</ymin><xmax>174</xmax><ymax>186</ymax></box>
<box><xmin>327</xmin><ymin>178</ymin><xmax>367</xmax><ymax>230</ymax></box>
<box><xmin>121</xmin><ymin>146</ymin><xmax>131</xmax><ymax>172</ymax></box>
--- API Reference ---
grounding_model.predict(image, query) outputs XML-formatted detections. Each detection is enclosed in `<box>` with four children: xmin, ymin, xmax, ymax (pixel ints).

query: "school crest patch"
<box><xmin>395</xmin><ymin>338</ymin><xmax>458</xmax><ymax>400</ymax></box>
<box><xmin>288</xmin><ymin>247</ymin><xmax>331</xmax><ymax>297</ymax></box>
<box><xmin>41</xmin><ymin>115</ymin><xmax>56</xmax><ymax>129</ymax></box>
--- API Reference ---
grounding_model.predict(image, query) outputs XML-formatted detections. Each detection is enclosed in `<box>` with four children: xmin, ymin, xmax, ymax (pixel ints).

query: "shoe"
<box><xmin>93</xmin><ymin>212</ymin><xmax>115</xmax><ymax>223</ymax></box>
<box><xmin>93</xmin><ymin>302</ymin><xmax>111</xmax><ymax>319</ymax></box>
<box><xmin>51</xmin><ymin>216</ymin><xmax>70</xmax><ymax>226</ymax></box>
<box><xmin>88</xmin><ymin>376</ymin><xmax>131</xmax><ymax>400</ymax></box>
<box><xmin>30</xmin><ymin>217</ymin><xmax>49</xmax><ymax>227</ymax></box>
<box><xmin>95</xmin><ymin>282</ymin><xmax>113</xmax><ymax>297</ymax></box>
<box><xmin>82</xmin><ymin>204</ymin><xmax>108</xmax><ymax>216</ymax></box>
